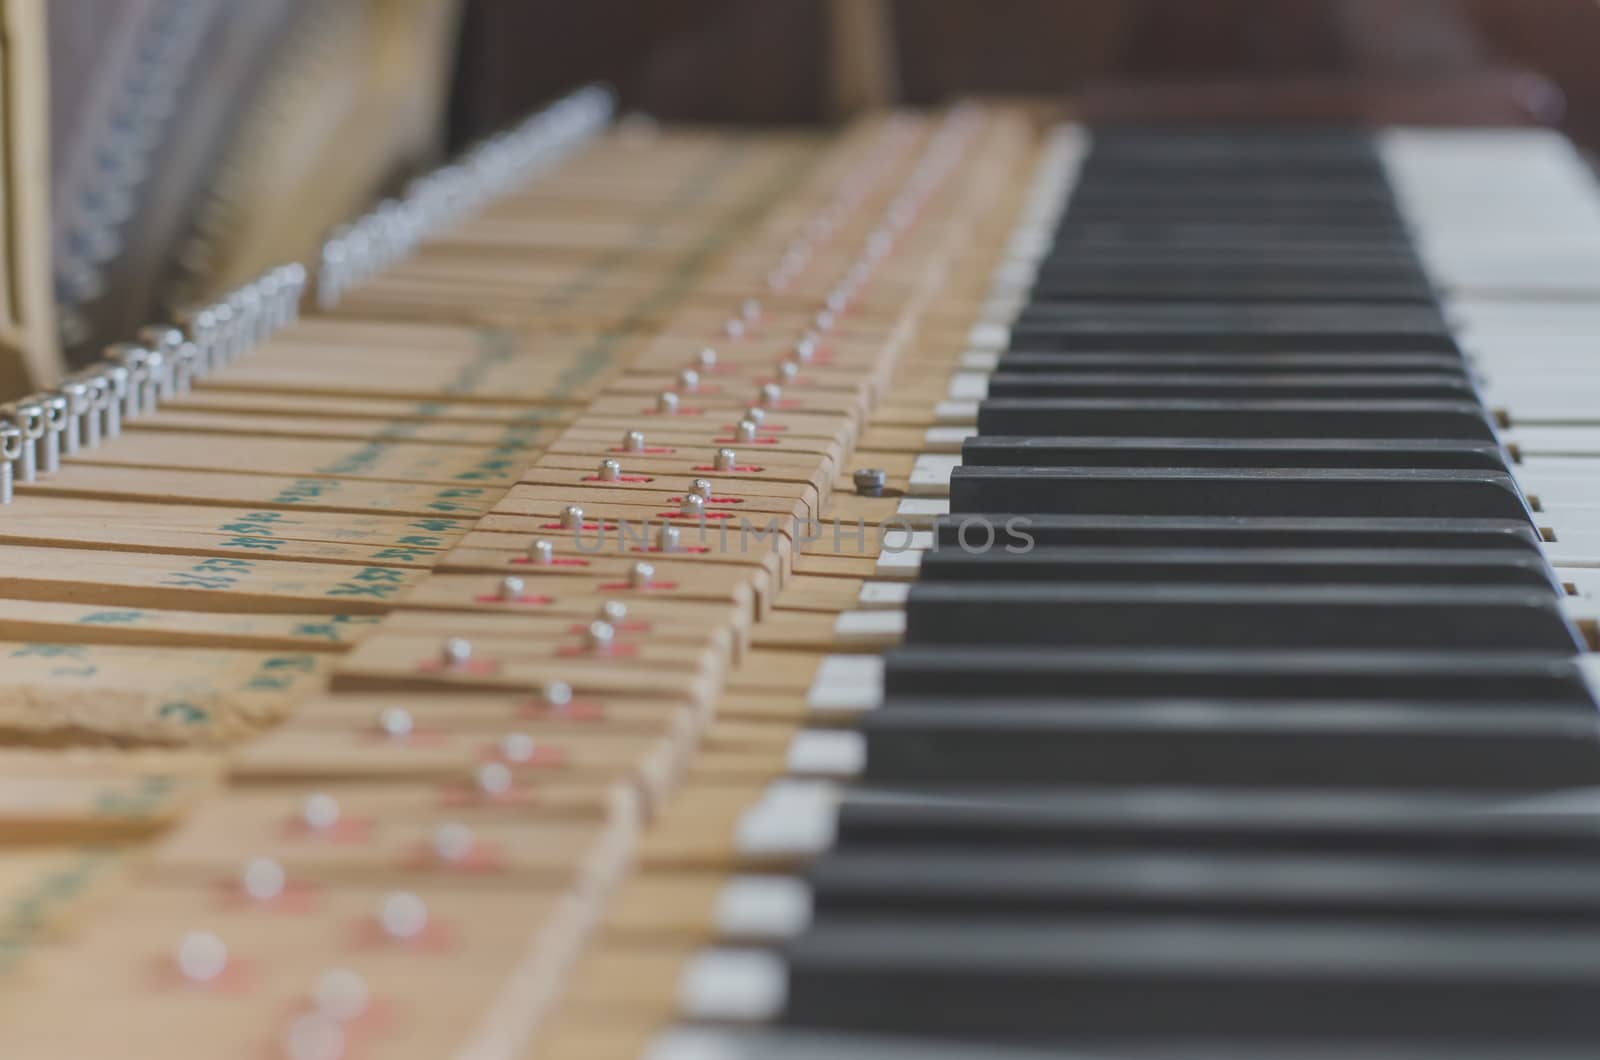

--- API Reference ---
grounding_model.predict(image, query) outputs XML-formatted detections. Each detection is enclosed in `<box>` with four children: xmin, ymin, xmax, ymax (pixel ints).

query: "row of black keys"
<box><xmin>756</xmin><ymin>133</ymin><xmax>1600</xmax><ymax>1055</ymax></box>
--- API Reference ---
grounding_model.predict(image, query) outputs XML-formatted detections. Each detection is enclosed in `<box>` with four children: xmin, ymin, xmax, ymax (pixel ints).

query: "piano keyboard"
<box><xmin>7</xmin><ymin>87</ymin><xmax>1600</xmax><ymax>1059</ymax></box>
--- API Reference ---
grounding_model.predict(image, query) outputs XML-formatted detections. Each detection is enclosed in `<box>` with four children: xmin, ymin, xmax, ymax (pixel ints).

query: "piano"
<box><xmin>4</xmin><ymin>38</ymin><xmax>1600</xmax><ymax>1060</ymax></box>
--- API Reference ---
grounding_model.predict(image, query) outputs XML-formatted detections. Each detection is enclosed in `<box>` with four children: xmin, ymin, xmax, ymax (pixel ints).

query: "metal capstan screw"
<box><xmin>853</xmin><ymin>467</ymin><xmax>887</xmax><ymax>497</ymax></box>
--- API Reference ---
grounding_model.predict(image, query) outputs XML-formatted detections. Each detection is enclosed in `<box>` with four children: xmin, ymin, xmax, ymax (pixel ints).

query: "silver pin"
<box><xmin>679</xmin><ymin>492</ymin><xmax>706</xmax><ymax>517</ymax></box>
<box><xmin>815</xmin><ymin>309</ymin><xmax>835</xmax><ymax>331</ymax></box>
<box><xmin>432</xmin><ymin>822</ymin><xmax>474</xmax><ymax>863</ymax></box>
<box><xmin>776</xmin><ymin>360</ymin><xmax>799</xmax><ymax>382</ymax></box>
<box><xmin>723</xmin><ymin>318</ymin><xmax>746</xmax><ymax>339</ymax></box>
<box><xmin>378</xmin><ymin>707</ymin><xmax>414</xmax><ymax>739</ymax></box>
<box><xmin>477</xmin><ymin>761</ymin><xmax>513</xmax><ymax>796</ymax></box>
<box><xmin>758</xmin><ymin>382</ymin><xmax>782</xmax><ymax>407</ymax></box>
<box><xmin>176</xmin><ymin>931</ymin><xmax>228</xmax><ymax>984</ymax></box>
<box><xmin>141</xmin><ymin>348</ymin><xmax>166</xmax><ymax>413</ymax></box>
<box><xmin>560</xmin><ymin>505</ymin><xmax>585</xmax><ymax>530</ymax></box>
<box><xmin>1</xmin><ymin>424</ymin><xmax>20</xmax><ymax>504</ymax></box>
<box><xmin>697</xmin><ymin>347</ymin><xmax>718</xmax><ymax>370</ymax></box>
<box><xmin>586</xmin><ymin>620</ymin><xmax>616</xmax><ymax>652</ymax></box>
<box><xmin>622</xmin><ymin>430</ymin><xmax>646</xmax><ymax>453</ymax></box>
<box><xmin>744</xmin><ymin>406</ymin><xmax>766</xmax><ymax>425</ymax></box>
<box><xmin>500</xmin><ymin>732</ymin><xmax>537</xmax><ymax>763</ymax></box>
<box><xmin>242</xmin><ymin>857</ymin><xmax>286</xmax><ymax>902</ymax></box>
<box><xmin>597</xmin><ymin>458</ymin><xmax>622</xmax><ymax>482</ymax></box>
<box><xmin>1</xmin><ymin>401</ymin><xmax>43</xmax><ymax>483</ymax></box>
<box><xmin>314</xmin><ymin>968</ymin><xmax>370</xmax><ymax>1023</ymax></box>
<box><xmin>283</xmin><ymin>1012</ymin><xmax>345</xmax><ymax>1060</ymax></box>
<box><xmin>99</xmin><ymin>361</ymin><xmax>126</xmax><ymax>435</ymax></box>
<box><xmin>302</xmin><ymin>792</ymin><xmax>341</xmax><ymax>831</ymax></box>
<box><xmin>657</xmin><ymin>391</ymin><xmax>679</xmax><ymax>414</ymax></box>
<box><xmin>691</xmin><ymin>478</ymin><xmax>714</xmax><ymax>500</ymax></box>
<box><xmin>528</xmin><ymin>539</ymin><xmax>555</xmax><ymax>565</ymax></box>
<box><xmin>741</xmin><ymin>298</ymin><xmax>761</xmax><ymax>322</ymax></box>
<box><xmin>661</xmin><ymin>521</ymin><xmax>686</xmax><ymax>551</ymax></box>
<box><xmin>380</xmin><ymin>891</ymin><xmax>428</xmax><ymax>940</ymax></box>
<box><xmin>677</xmin><ymin>368</ymin><xmax>700</xmax><ymax>393</ymax></box>
<box><xmin>714</xmin><ymin>448</ymin><xmax>738</xmax><ymax>472</ymax></box>
<box><xmin>599</xmin><ymin>600</ymin><xmax>628</xmax><ymax>624</ymax></box>
<box><xmin>498</xmin><ymin>576</ymin><xmax>526</xmax><ymax>602</ymax></box>
<box><xmin>58</xmin><ymin>380</ymin><xmax>89</xmax><ymax>455</ymax></box>
<box><xmin>735</xmin><ymin>419</ymin><xmax>759</xmax><ymax>443</ymax></box>
<box><xmin>104</xmin><ymin>344</ymin><xmax>150</xmax><ymax>419</ymax></box>
<box><xmin>853</xmin><ymin>467</ymin><xmax>888</xmax><ymax>496</ymax></box>
<box><xmin>629</xmin><ymin>561</ymin><xmax>657</xmax><ymax>589</ymax></box>
<box><xmin>441</xmin><ymin>637</ymin><xmax>473</xmax><ymax>668</ymax></box>
<box><xmin>37</xmin><ymin>395</ymin><xmax>66</xmax><ymax>474</ymax></box>
<box><xmin>543</xmin><ymin>680</ymin><xmax>574</xmax><ymax>707</ymax></box>
<box><xmin>793</xmin><ymin>336</ymin><xmax>817</xmax><ymax>362</ymax></box>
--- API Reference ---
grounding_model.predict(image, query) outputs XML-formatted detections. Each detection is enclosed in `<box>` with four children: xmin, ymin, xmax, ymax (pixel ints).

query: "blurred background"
<box><xmin>18</xmin><ymin>0</ymin><xmax>1600</xmax><ymax>392</ymax></box>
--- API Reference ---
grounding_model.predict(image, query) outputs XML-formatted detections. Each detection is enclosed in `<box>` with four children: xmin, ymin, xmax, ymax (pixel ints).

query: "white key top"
<box><xmin>933</xmin><ymin>399</ymin><xmax>978</xmax><ymax>425</ymax></box>
<box><xmin>922</xmin><ymin>425</ymin><xmax>975</xmax><ymax>452</ymax></box>
<box><xmin>832</xmin><ymin>609</ymin><xmax>907</xmax><ymax>646</ymax></box>
<box><xmin>857</xmin><ymin>581</ymin><xmax>911</xmax><ymax>609</ymax></box>
<box><xmin>946</xmin><ymin>372</ymin><xmax>990</xmax><ymax>402</ymax></box>
<box><xmin>805</xmin><ymin>655</ymin><xmax>883</xmax><ymax>712</ymax></box>
<box><xmin>908</xmin><ymin>454</ymin><xmax>958</xmax><ymax>497</ymax></box>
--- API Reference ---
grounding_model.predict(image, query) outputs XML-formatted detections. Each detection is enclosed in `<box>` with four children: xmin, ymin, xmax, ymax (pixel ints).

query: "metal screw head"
<box><xmin>697</xmin><ymin>347</ymin><xmax>718</xmax><ymax>369</ymax></box>
<box><xmin>500</xmin><ymin>732</ymin><xmax>536</xmax><ymax>763</ymax></box>
<box><xmin>598</xmin><ymin>458</ymin><xmax>621</xmax><ymax>481</ymax></box>
<box><xmin>776</xmin><ymin>360</ymin><xmax>799</xmax><ymax>381</ymax></box>
<box><xmin>529</xmin><ymin>539</ymin><xmax>555</xmax><ymax>564</ymax></box>
<box><xmin>657</xmin><ymin>523</ymin><xmax>681</xmax><ymax>551</ymax></box>
<box><xmin>794</xmin><ymin>335</ymin><xmax>818</xmax><ymax>363</ymax></box>
<box><xmin>723</xmin><ymin>318</ymin><xmax>745</xmax><ymax>339</ymax></box>
<box><xmin>302</xmin><ymin>792</ymin><xmax>340</xmax><ymax>831</ymax></box>
<box><xmin>586</xmin><ymin>620</ymin><xmax>616</xmax><ymax>652</ymax></box>
<box><xmin>176</xmin><ymin>931</ymin><xmax>228</xmax><ymax>984</ymax></box>
<box><xmin>690</xmin><ymin>478</ymin><xmax>713</xmax><ymax>500</ymax></box>
<box><xmin>677</xmin><ymin>368</ymin><xmax>700</xmax><ymax>393</ymax></box>
<box><xmin>735</xmin><ymin>420</ymin><xmax>758</xmax><ymax>443</ymax></box>
<box><xmin>679</xmin><ymin>492</ymin><xmax>706</xmax><ymax>516</ymax></box>
<box><xmin>242</xmin><ymin>857</ymin><xmax>286</xmax><ymax>902</ymax></box>
<box><xmin>622</xmin><ymin>430</ymin><xmax>645</xmax><ymax>452</ymax></box>
<box><xmin>442</xmin><ymin>637</ymin><xmax>473</xmax><ymax>666</ymax></box>
<box><xmin>543</xmin><ymin>680</ymin><xmax>574</xmax><ymax>707</ymax></box>
<box><xmin>600</xmin><ymin>600</ymin><xmax>628</xmax><ymax>624</ymax></box>
<box><xmin>656</xmin><ymin>391</ymin><xmax>679</xmax><ymax>414</ymax></box>
<box><xmin>629</xmin><ymin>561</ymin><xmax>656</xmax><ymax>588</ymax></box>
<box><xmin>853</xmin><ymin>467</ymin><xmax>887</xmax><ymax>496</ymax></box>
<box><xmin>314</xmin><ymin>968</ymin><xmax>369</xmax><ymax>1023</ymax></box>
<box><xmin>380</xmin><ymin>891</ymin><xmax>428</xmax><ymax>939</ymax></box>
<box><xmin>498</xmin><ymin>576</ymin><xmax>526</xmax><ymax>602</ymax></box>
<box><xmin>477</xmin><ymin>761</ymin><xmax>513</xmax><ymax>796</ymax></box>
<box><xmin>378</xmin><ymin>707</ymin><xmax>414</xmax><ymax>739</ymax></box>
<box><xmin>814</xmin><ymin>309</ymin><xmax>835</xmax><ymax>332</ymax></box>
<box><xmin>714</xmin><ymin>448</ymin><xmax>736</xmax><ymax>471</ymax></box>
<box><xmin>758</xmin><ymin>383</ymin><xmax>782</xmax><ymax>407</ymax></box>
<box><xmin>432</xmin><ymin>822</ymin><xmax>474</xmax><ymax>863</ymax></box>
<box><xmin>741</xmin><ymin>298</ymin><xmax>761</xmax><ymax>322</ymax></box>
<box><xmin>559</xmin><ymin>505</ymin><xmax>584</xmax><ymax>530</ymax></box>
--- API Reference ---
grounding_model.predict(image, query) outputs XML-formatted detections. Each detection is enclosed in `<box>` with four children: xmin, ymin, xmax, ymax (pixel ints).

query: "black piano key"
<box><xmin>857</xmin><ymin>701</ymin><xmax>1600</xmax><ymax>788</ymax></box>
<box><xmin>808</xmin><ymin>846</ymin><xmax>1600</xmax><ymax>924</ymax></box>
<box><xmin>881</xmin><ymin>647</ymin><xmax>1593</xmax><ymax>704</ymax></box>
<box><xmin>779</xmin><ymin>917</ymin><xmax>1600</xmax><ymax>1042</ymax></box>
<box><xmin>958</xmin><ymin>436</ymin><xmax>1504</xmax><ymax>470</ymax></box>
<box><xmin>993</xmin><ymin>352</ymin><xmax>1466</xmax><ymax>373</ymax></box>
<box><xmin>930</xmin><ymin>515</ymin><xmax>1545</xmax><ymax>552</ymax></box>
<box><xmin>914</xmin><ymin>547</ymin><xmax>1557</xmax><ymax>590</ymax></box>
<box><xmin>978</xmin><ymin>372</ymin><xmax>1475</xmax><ymax>401</ymax></box>
<box><xmin>947</xmin><ymin>467</ymin><xmax>1532</xmax><ymax>521</ymax></box>
<box><xmin>833</xmin><ymin>785</ymin><xmax>1600</xmax><ymax>856</ymax></box>
<box><xmin>974</xmin><ymin>400</ymin><xmax>1498</xmax><ymax>439</ymax></box>
<box><xmin>900</xmin><ymin>584</ymin><xmax>1580</xmax><ymax>652</ymax></box>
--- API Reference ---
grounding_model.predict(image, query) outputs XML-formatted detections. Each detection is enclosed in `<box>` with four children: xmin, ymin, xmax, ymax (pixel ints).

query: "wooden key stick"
<box><xmin>0</xmin><ymin>601</ymin><xmax>381</xmax><ymax>652</ymax></box>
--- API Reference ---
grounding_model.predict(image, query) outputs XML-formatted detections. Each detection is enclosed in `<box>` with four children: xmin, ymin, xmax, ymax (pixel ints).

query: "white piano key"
<box><xmin>713</xmin><ymin>876</ymin><xmax>812</xmax><ymax>940</ymax></box>
<box><xmin>895</xmin><ymin>498</ymin><xmax>949</xmax><ymax>528</ymax></box>
<box><xmin>832</xmin><ymin>609</ymin><xmax>907</xmax><ymax>646</ymax></box>
<box><xmin>908</xmin><ymin>454</ymin><xmax>958</xmax><ymax>496</ymax></box>
<box><xmin>922</xmin><ymin>425</ymin><xmax>974</xmax><ymax>452</ymax></box>
<box><xmin>933</xmin><ymin>399</ymin><xmax>978</xmax><ymax>425</ymax></box>
<box><xmin>946</xmin><ymin>372</ymin><xmax>990</xmax><ymax>402</ymax></box>
<box><xmin>805</xmin><ymin>655</ymin><xmax>884</xmax><ymax>712</ymax></box>
<box><xmin>857</xmin><ymin>581</ymin><xmax>911</xmax><ymax>609</ymax></box>
<box><xmin>1505</xmin><ymin>428</ymin><xmax>1600</xmax><ymax>456</ymax></box>
<box><xmin>874</xmin><ymin>547</ymin><xmax>924</xmax><ymax>578</ymax></box>
<box><xmin>679</xmin><ymin>949</ymin><xmax>786</xmax><ymax>1023</ymax></box>
<box><xmin>967</xmin><ymin>322</ymin><xmax>1009</xmax><ymax>352</ymax></box>
<box><xmin>786</xmin><ymin>729</ymin><xmax>866</xmax><ymax>778</ymax></box>
<box><xmin>735</xmin><ymin>781</ymin><xmax>840</xmax><ymax>857</ymax></box>
<box><xmin>958</xmin><ymin>350</ymin><xmax>999</xmax><ymax>372</ymax></box>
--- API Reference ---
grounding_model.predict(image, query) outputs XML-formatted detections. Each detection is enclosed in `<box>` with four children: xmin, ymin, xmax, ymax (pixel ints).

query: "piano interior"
<box><xmin>4</xmin><ymin>3</ymin><xmax>1600</xmax><ymax>1058</ymax></box>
